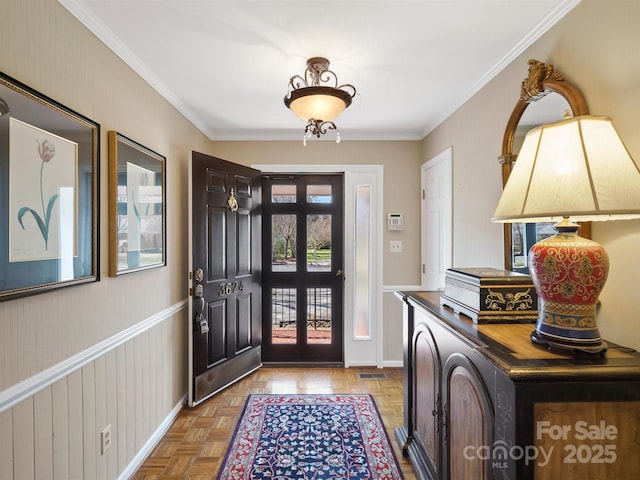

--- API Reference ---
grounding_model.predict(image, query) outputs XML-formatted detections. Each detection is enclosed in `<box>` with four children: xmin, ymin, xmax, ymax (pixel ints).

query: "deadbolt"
<box><xmin>194</xmin><ymin>268</ymin><xmax>204</xmax><ymax>282</ymax></box>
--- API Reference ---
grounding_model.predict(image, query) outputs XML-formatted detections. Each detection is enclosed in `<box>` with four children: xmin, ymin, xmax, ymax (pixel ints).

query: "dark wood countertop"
<box><xmin>396</xmin><ymin>290</ymin><xmax>640</xmax><ymax>381</ymax></box>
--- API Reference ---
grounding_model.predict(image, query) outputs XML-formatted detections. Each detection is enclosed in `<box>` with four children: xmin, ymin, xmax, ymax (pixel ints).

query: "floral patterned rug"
<box><xmin>216</xmin><ymin>394</ymin><xmax>404</xmax><ymax>479</ymax></box>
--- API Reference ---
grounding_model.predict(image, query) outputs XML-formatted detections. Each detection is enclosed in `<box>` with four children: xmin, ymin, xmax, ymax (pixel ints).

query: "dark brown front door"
<box><xmin>188</xmin><ymin>152</ymin><xmax>262</xmax><ymax>406</ymax></box>
<box><xmin>261</xmin><ymin>174</ymin><xmax>344</xmax><ymax>364</ymax></box>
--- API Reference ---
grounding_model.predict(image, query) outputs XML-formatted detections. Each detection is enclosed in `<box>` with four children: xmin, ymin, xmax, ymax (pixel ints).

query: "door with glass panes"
<box><xmin>261</xmin><ymin>174</ymin><xmax>344</xmax><ymax>363</ymax></box>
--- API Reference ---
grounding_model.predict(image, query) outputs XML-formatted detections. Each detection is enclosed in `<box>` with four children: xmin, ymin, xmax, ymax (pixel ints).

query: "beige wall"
<box><xmin>0</xmin><ymin>0</ymin><xmax>208</xmax><ymax>477</ymax></box>
<box><xmin>1</xmin><ymin>0</ymin><xmax>639</xmax><ymax>477</ymax></box>
<box><xmin>423</xmin><ymin>0</ymin><xmax>640</xmax><ymax>351</ymax></box>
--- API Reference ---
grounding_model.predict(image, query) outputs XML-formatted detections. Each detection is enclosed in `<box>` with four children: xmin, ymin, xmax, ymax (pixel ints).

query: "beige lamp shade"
<box><xmin>289</xmin><ymin>93</ymin><xmax>346</xmax><ymax>122</ymax></box>
<box><xmin>286</xmin><ymin>85</ymin><xmax>352</xmax><ymax>122</ymax></box>
<box><xmin>492</xmin><ymin>115</ymin><xmax>640</xmax><ymax>223</ymax></box>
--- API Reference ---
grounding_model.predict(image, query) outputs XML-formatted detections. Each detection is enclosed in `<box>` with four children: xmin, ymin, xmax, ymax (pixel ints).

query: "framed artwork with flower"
<box><xmin>0</xmin><ymin>72</ymin><xmax>99</xmax><ymax>301</ymax></box>
<box><xmin>108</xmin><ymin>131</ymin><xmax>165</xmax><ymax>276</ymax></box>
<box><xmin>9</xmin><ymin>118</ymin><xmax>78</xmax><ymax>262</ymax></box>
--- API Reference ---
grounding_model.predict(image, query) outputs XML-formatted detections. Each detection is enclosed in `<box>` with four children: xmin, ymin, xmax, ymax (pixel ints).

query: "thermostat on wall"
<box><xmin>387</xmin><ymin>213</ymin><xmax>404</xmax><ymax>231</ymax></box>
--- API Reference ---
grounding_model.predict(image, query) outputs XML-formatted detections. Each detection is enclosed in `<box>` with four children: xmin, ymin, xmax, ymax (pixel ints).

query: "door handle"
<box><xmin>335</xmin><ymin>269</ymin><xmax>343</xmax><ymax>277</ymax></box>
<box><xmin>193</xmin><ymin>284</ymin><xmax>209</xmax><ymax>334</ymax></box>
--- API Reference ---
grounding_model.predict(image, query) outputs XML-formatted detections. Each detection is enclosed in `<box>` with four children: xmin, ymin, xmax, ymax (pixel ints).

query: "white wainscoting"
<box><xmin>0</xmin><ymin>302</ymin><xmax>188</xmax><ymax>480</ymax></box>
<box><xmin>382</xmin><ymin>285</ymin><xmax>422</xmax><ymax>368</ymax></box>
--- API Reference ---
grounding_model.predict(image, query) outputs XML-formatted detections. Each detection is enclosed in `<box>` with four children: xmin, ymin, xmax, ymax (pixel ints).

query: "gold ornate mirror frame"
<box><xmin>499</xmin><ymin>59</ymin><xmax>591</xmax><ymax>271</ymax></box>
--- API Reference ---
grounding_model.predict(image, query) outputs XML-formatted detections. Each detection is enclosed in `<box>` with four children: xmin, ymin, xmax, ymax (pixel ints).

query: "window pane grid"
<box><xmin>271</xmin><ymin>184</ymin><xmax>296</xmax><ymax>203</ymax></box>
<box><xmin>307</xmin><ymin>288</ymin><xmax>331</xmax><ymax>344</ymax></box>
<box><xmin>307</xmin><ymin>214</ymin><xmax>331</xmax><ymax>272</ymax></box>
<box><xmin>272</xmin><ymin>214</ymin><xmax>296</xmax><ymax>272</ymax></box>
<box><xmin>271</xmin><ymin>288</ymin><xmax>296</xmax><ymax>344</ymax></box>
<box><xmin>307</xmin><ymin>184</ymin><xmax>332</xmax><ymax>203</ymax></box>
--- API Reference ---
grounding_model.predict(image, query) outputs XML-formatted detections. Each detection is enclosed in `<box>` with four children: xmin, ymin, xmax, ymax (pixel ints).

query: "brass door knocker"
<box><xmin>227</xmin><ymin>188</ymin><xmax>238</xmax><ymax>212</ymax></box>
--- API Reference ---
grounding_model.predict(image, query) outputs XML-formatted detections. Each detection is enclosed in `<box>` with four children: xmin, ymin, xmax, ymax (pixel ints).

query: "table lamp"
<box><xmin>492</xmin><ymin>113</ymin><xmax>640</xmax><ymax>355</ymax></box>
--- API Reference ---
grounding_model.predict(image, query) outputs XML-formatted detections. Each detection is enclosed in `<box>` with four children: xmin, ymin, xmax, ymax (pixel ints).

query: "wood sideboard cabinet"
<box><xmin>395</xmin><ymin>291</ymin><xmax>640</xmax><ymax>480</ymax></box>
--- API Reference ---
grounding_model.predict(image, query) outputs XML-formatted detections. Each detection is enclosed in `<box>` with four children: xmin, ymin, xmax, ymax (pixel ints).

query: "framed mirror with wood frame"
<box><xmin>499</xmin><ymin>59</ymin><xmax>591</xmax><ymax>272</ymax></box>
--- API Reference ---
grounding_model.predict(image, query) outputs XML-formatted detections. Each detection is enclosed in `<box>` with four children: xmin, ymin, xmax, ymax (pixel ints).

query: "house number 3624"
<box><xmin>219</xmin><ymin>281</ymin><xmax>243</xmax><ymax>296</ymax></box>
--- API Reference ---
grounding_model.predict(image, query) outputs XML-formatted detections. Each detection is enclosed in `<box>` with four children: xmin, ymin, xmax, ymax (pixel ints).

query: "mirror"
<box><xmin>510</xmin><ymin>94</ymin><xmax>569</xmax><ymax>272</ymax></box>
<box><xmin>499</xmin><ymin>59</ymin><xmax>591</xmax><ymax>272</ymax></box>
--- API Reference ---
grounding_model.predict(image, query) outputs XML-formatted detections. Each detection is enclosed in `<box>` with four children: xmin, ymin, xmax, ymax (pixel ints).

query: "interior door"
<box><xmin>421</xmin><ymin>148</ymin><xmax>452</xmax><ymax>290</ymax></box>
<box><xmin>188</xmin><ymin>151</ymin><xmax>262</xmax><ymax>406</ymax></box>
<box><xmin>261</xmin><ymin>174</ymin><xmax>344</xmax><ymax>364</ymax></box>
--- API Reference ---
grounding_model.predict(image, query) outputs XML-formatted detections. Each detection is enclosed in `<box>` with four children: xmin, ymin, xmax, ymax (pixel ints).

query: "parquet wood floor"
<box><xmin>131</xmin><ymin>366</ymin><xmax>417</xmax><ymax>479</ymax></box>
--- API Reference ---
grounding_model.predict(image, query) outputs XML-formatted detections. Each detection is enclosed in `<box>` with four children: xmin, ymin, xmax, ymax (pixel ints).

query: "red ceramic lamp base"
<box><xmin>528</xmin><ymin>219</ymin><xmax>609</xmax><ymax>356</ymax></box>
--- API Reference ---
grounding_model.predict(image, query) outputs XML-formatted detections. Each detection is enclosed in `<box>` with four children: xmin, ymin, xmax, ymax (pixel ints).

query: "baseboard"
<box><xmin>262</xmin><ymin>362</ymin><xmax>344</xmax><ymax>368</ymax></box>
<box><xmin>118</xmin><ymin>395</ymin><xmax>187</xmax><ymax>480</ymax></box>
<box><xmin>383</xmin><ymin>360</ymin><xmax>403</xmax><ymax>368</ymax></box>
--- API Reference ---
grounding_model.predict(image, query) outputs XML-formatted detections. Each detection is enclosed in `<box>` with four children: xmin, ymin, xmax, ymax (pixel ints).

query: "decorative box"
<box><xmin>440</xmin><ymin>267</ymin><xmax>538</xmax><ymax>324</ymax></box>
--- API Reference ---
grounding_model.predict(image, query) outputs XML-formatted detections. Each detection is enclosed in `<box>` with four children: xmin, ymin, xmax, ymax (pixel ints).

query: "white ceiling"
<box><xmin>59</xmin><ymin>0</ymin><xmax>580</xmax><ymax>141</ymax></box>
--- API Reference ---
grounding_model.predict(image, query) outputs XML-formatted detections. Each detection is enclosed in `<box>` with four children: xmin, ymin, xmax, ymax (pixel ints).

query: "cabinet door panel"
<box><xmin>413</xmin><ymin>321</ymin><xmax>441</xmax><ymax>477</ymax></box>
<box><xmin>444</xmin><ymin>353</ymin><xmax>493</xmax><ymax>480</ymax></box>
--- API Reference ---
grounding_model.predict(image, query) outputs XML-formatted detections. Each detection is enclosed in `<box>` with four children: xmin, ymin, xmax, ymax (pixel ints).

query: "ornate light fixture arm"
<box><xmin>287</xmin><ymin>74</ymin><xmax>308</xmax><ymax>91</ymax></box>
<box><xmin>303</xmin><ymin>119</ymin><xmax>340</xmax><ymax>146</ymax></box>
<box><xmin>338</xmin><ymin>83</ymin><xmax>357</xmax><ymax>99</ymax></box>
<box><xmin>305</xmin><ymin>119</ymin><xmax>337</xmax><ymax>138</ymax></box>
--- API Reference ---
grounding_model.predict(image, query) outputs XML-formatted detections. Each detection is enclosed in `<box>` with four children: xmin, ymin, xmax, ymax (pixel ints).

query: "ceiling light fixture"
<box><xmin>284</xmin><ymin>57</ymin><xmax>356</xmax><ymax>146</ymax></box>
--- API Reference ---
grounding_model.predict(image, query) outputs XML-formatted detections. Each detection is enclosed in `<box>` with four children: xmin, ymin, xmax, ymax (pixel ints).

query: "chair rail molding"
<box><xmin>0</xmin><ymin>299</ymin><xmax>188</xmax><ymax>413</ymax></box>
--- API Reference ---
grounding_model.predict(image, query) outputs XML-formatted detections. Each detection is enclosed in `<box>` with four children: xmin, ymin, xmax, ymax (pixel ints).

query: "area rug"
<box><xmin>217</xmin><ymin>394</ymin><xmax>404</xmax><ymax>479</ymax></box>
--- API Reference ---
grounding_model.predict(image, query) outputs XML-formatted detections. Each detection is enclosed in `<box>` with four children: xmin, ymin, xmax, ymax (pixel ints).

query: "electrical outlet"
<box><xmin>101</xmin><ymin>424</ymin><xmax>112</xmax><ymax>454</ymax></box>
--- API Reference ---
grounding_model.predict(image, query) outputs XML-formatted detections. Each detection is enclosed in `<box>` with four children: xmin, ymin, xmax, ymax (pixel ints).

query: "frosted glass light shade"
<box><xmin>492</xmin><ymin>115</ymin><xmax>640</xmax><ymax>223</ymax></box>
<box><xmin>288</xmin><ymin>88</ymin><xmax>349</xmax><ymax>122</ymax></box>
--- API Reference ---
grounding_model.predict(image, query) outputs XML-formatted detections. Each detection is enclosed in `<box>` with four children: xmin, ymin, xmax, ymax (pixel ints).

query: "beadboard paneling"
<box><xmin>51</xmin><ymin>378</ymin><xmax>70</xmax><ymax>480</ymax></box>
<box><xmin>34</xmin><ymin>388</ymin><xmax>53</xmax><ymax>480</ymax></box>
<box><xmin>0</xmin><ymin>312</ymin><xmax>186</xmax><ymax>479</ymax></box>
<box><xmin>13</xmin><ymin>397</ymin><xmax>34</xmax><ymax>479</ymax></box>
<box><xmin>68</xmin><ymin>370</ymin><xmax>84</xmax><ymax>479</ymax></box>
<box><xmin>0</xmin><ymin>408</ymin><xmax>13</xmax><ymax>478</ymax></box>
